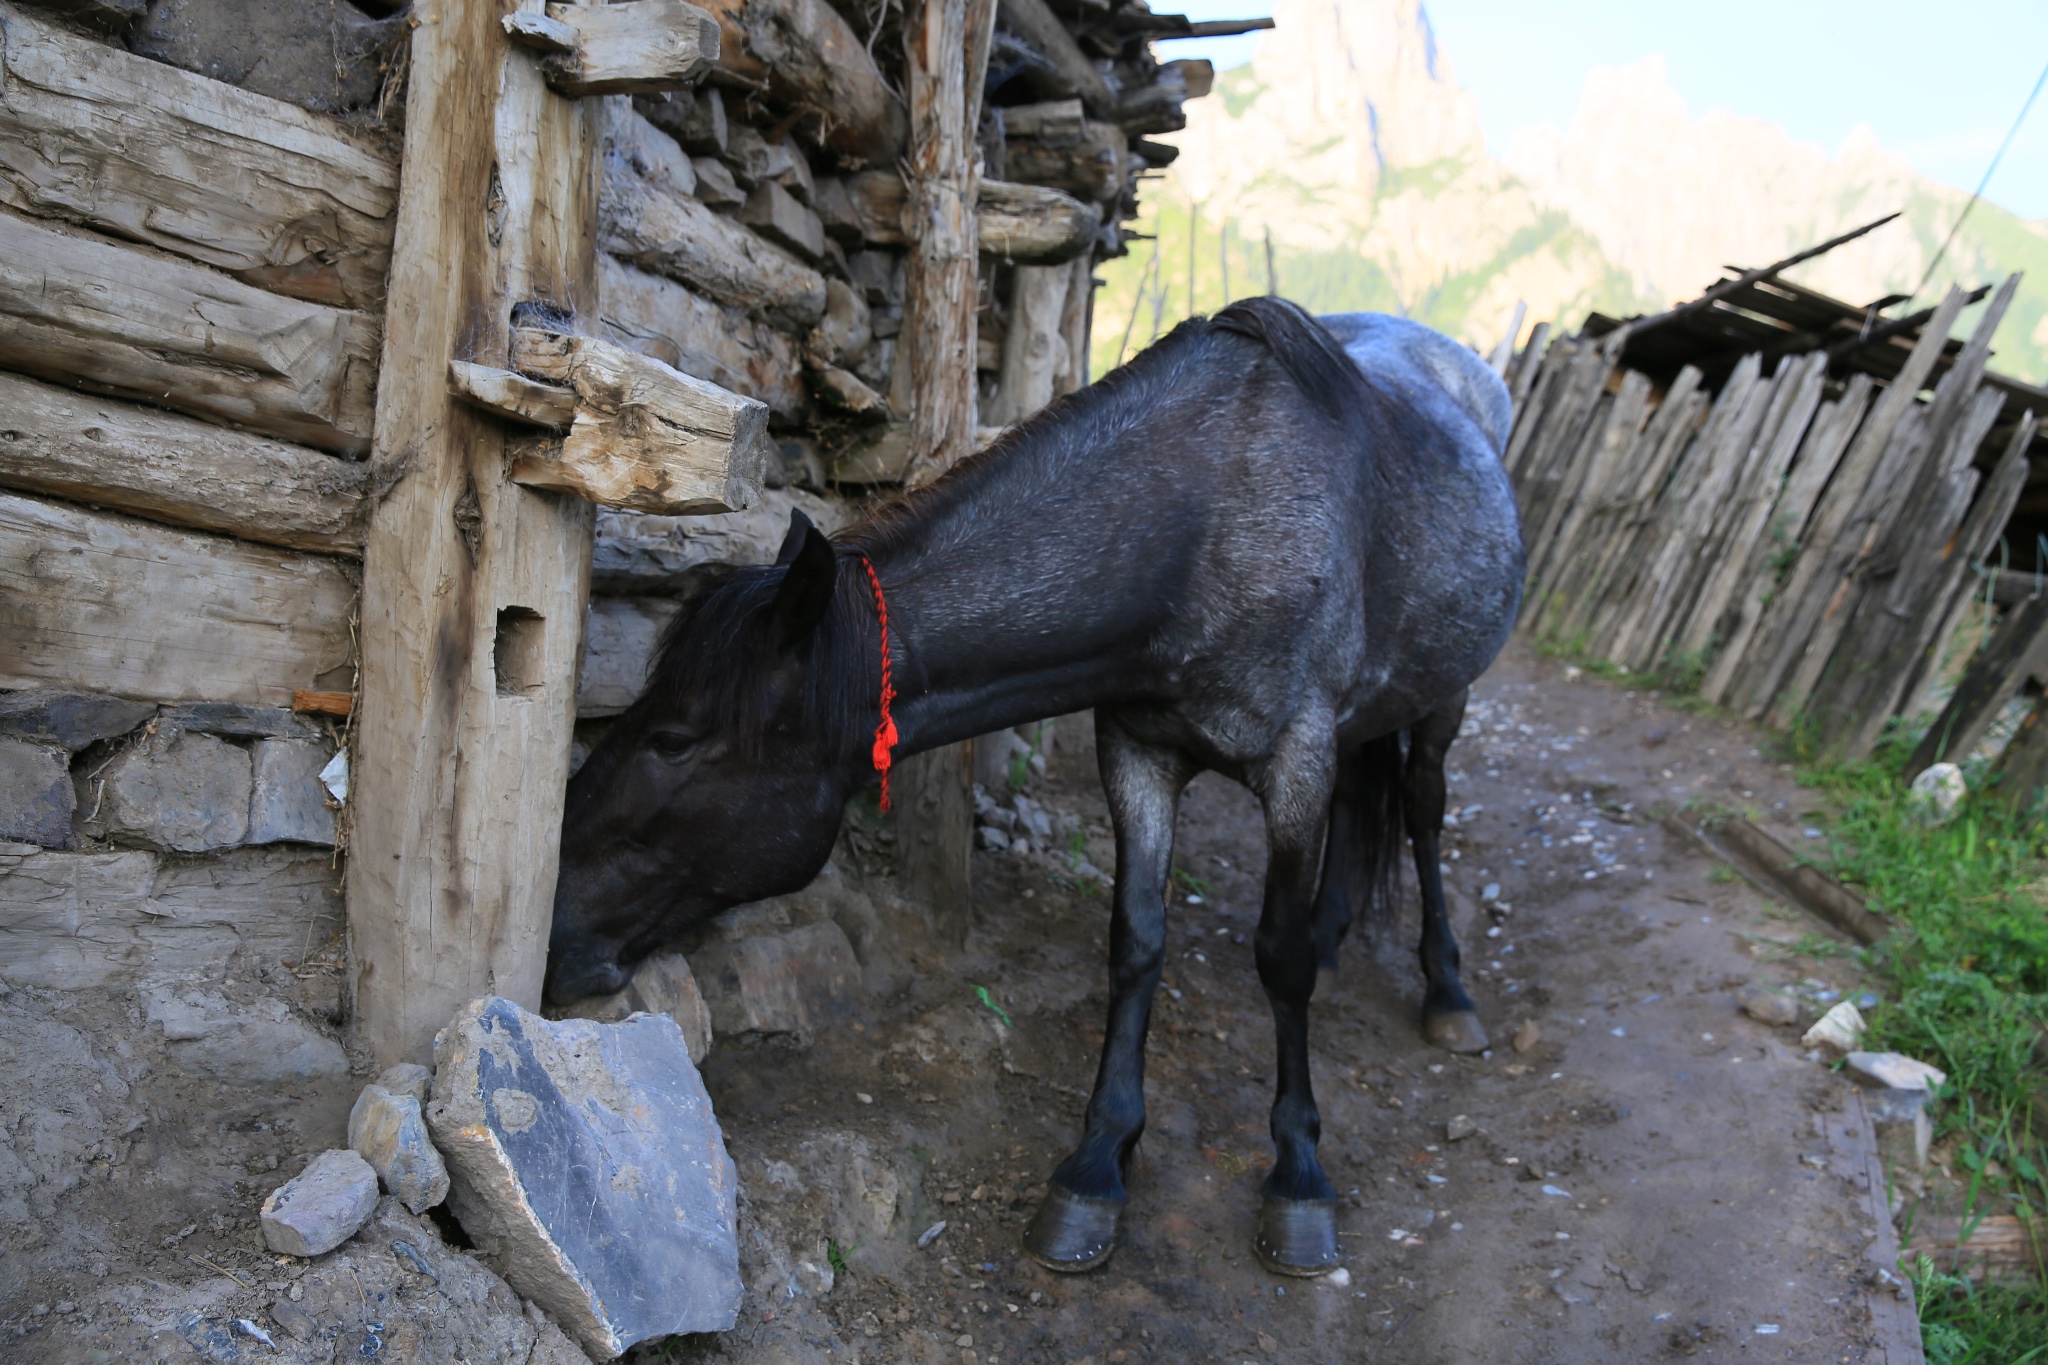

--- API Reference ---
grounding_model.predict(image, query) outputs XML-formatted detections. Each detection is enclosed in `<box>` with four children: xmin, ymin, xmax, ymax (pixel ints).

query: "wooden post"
<box><xmin>898</xmin><ymin>0</ymin><xmax>990</xmax><ymax>488</ymax></box>
<box><xmin>347</xmin><ymin>0</ymin><xmax>603</xmax><ymax>1066</ymax></box>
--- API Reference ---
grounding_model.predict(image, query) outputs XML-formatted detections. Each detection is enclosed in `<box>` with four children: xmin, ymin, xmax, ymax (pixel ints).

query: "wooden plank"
<box><xmin>984</xmin><ymin>263</ymin><xmax>1073</xmax><ymax>425</ymax></box>
<box><xmin>1698</xmin><ymin>375</ymin><xmax>1875</xmax><ymax>705</ymax></box>
<box><xmin>347</xmin><ymin>0</ymin><xmax>603</xmax><ymax>1067</ymax></box>
<box><xmin>0</xmin><ymin>369</ymin><xmax>368</xmax><ymax>554</ymax></box>
<box><xmin>689</xmin><ymin>0</ymin><xmax>904</xmax><ymax>163</ymax></box>
<box><xmin>0</xmin><ymin>0</ymin><xmax>397</xmax><ymax>310</ymax></box>
<box><xmin>1523</xmin><ymin>369</ymin><xmax>1649</xmax><ymax>603</ymax></box>
<box><xmin>1506</xmin><ymin>321</ymin><xmax>1551</xmax><ymax>412</ymax></box>
<box><xmin>1579</xmin><ymin>379</ymin><xmax>1711</xmax><ymax>656</ymax></box>
<box><xmin>1901</xmin><ymin>1213</ymin><xmax>2048</xmax><ymax>1286</ymax></box>
<box><xmin>1003</xmin><ymin>121</ymin><xmax>1128</xmax><ymax>200</ymax></box>
<box><xmin>1812</xmin><ymin>387</ymin><xmax>2009</xmax><ymax>756</ymax></box>
<box><xmin>1729</xmin><ymin>288</ymin><xmax>1970</xmax><ymax>720</ymax></box>
<box><xmin>1055</xmin><ymin>250</ymin><xmax>1094</xmax><ymax>396</ymax></box>
<box><xmin>0</xmin><ymin>210</ymin><xmax>378</xmax><ymax>456</ymax></box>
<box><xmin>540</xmin><ymin>0</ymin><xmax>721</xmax><ymax>95</ymax></box>
<box><xmin>0</xmin><ymin>491</ymin><xmax>356</xmax><ymax>706</ymax></box>
<box><xmin>1672</xmin><ymin>352</ymin><xmax>1830</xmax><ymax>658</ymax></box>
<box><xmin>601</xmin><ymin>145</ymin><xmax>828</xmax><ymax>327</ymax></box>
<box><xmin>449</xmin><ymin>360</ymin><xmax>579</xmax><ymax>429</ymax></box>
<box><xmin>504</xmin><ymin>327</ymin><xmax>769</xmax><ymax>514</ymax></box>
<box><xmin>996</xmin><ymin>0</ymin><xmax>1115</xmax><ymax>115</ymax></box>
<box><xmin>595</xmin><ymin>252</ymin><xmax>804</xmax><ymax>418</ymax></box>
<box><xmin>1766</xmin><ymin>286</ymin><xmax>2006</xmax><ymax>727</ymax></box>
<box><xmin>976</xmin><ymin>179</ymin><xmax>1100</xmax><ymax>265</ymax></box>
<box><xmin>898</xmin><ymin>0</ymin><xmax>987</xmax><ymax>487</ymax></box>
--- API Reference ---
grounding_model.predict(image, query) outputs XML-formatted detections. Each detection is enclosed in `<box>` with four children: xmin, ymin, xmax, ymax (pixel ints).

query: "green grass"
<box><xmin>1795</xmin><ymin>737</ymin><xmax>2048</xmax><ymax>1358</ymax></box>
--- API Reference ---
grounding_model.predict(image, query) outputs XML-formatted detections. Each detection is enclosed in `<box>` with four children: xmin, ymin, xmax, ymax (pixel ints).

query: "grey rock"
<box><xmin>145</xmin><ymin>987</ymin><xmax>348</xmax><ymax>1086</ymax></box>
<box><xmin>0</xmin><ymin>738</ymin><xmax>73</xmax><ymax>846</ymax></box>
<box><xmin>557</xmin><ymin>952</ymin><xmax>714</xmax><ymax>1063</ymax></box>
<box><xmin>0</xmin><ymin>689</ymin><xmax>155</xmax><ymax>750</ymax></box>
<box><xmin>260</xmin><ymin>1149</ymin><xmax>379</xmax><ymax>1256</ymax></box>
<box><xmin>376</xmin><ymin>1061</ymin><xmax>433</xmax><ymax>1106</ymax></box>
<box><xmin>976</xmin><ymin>824</ymin><xmax>1011</xmax><ymax>852</ymax></box>
<box><xmin>349</xmin><ymin>1084</ymin><xmax>450</xmax><ymax>1214</ymax></box>
<box><xmin>98</xmin><ymin>726</ymin><xmax>251</xmax><ymax>852</ymax></box>
<box><xmin>1011</xmin><ymin>793</ymin><xmax>1055</xmax><ymax>842</ymax></box>
<box><xmin>1446</xmin><ymin>1114</ymin><xmax>1478</xmax><ymax>1142</ymax></box>
<box><xmin>690</xmin><ymin>920</ymin><xmax>859</xmax><ymax>1039</ymax></box>
<box><xmin>130</xmin><ymin>0</ymin><xmax>407</xmax><ymax>115</ymax></box>
<box><xmin>159</xmin><ymin>702</ymin><xmax>322</xmax><ymax>740</ymax></box>
<box><xmin>428</xmin><ymin>997</ymin><xmax>742</xmax><ymax>1357</ymax></box>
<box><xmin>247</xmin><ymin>739</ymin><xmax>336</xmax><ymax>846</ymax></box>
<box><xmin>1845</xmin><ymin>1050</ymin><xmax>1947</xmax><ymax>1091</ymax></box>
<box><xmin>576</xmin><ymin>598</ymin><xmax>680</xmax><ymax>718</ymax></box>
<box><xmin>1738</xmin><ymin>983</ymin><xmax>1802</xmax><ymax>1026</ymax></box>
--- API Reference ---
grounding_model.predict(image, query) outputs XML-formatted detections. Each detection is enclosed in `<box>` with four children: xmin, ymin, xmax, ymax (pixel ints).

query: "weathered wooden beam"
<box><xmin>0</xmin><ymin>211</ymin><xmax>379</xmax><ymax>456</ymax></box>
<box><xmin>0</xmin><ymin>0</ymin><xmax>398</xmax><ymax>310</ymax></box>
<box><xmin>996</xmin><ymin>0</ymin><xmax>1115</xmax><ymax>116</ymax></box>
<box><xmin>977</xmin><ymin>179</ymin><xmax>1099</xmax><ymax>264</ymax></box>
<box><xmin>984</xmin><ymin>263</ymin><xmax>1071</xmax><ymax>425</ymax></box>
<box><xmin>504</xmin><ymin>328</ymin><xmax>769</xmax><ymax>514</ymax></box>
<box><xmin>537</xmin><ymin>0</ymin><xmax>722</xmax><ymax>95</ymax></box>
<box><xmin>347</xmin><ymin>0</ymin><xmax>603</xmax><ymax>1067</ymax></box>
<box><xmin>601</xmin><ymin>146</ymin><xmax>828</xmax><ymax>327</ymax></box>
<box><xmin>900</xmin><ymin>0</ymin><xmax>989</xmax><ymax>487</ymax></box>
<box><xmin>0</xmin><ymin>370</ymin><xmax>369</xmax><ymax>555</ymax></box>
<box><xmin>595</xmin><ymin>253</ymin><xmax>805</xmax><ymax>417</ymax></box>
<box><xmin>0</xmin><ymin>492</ymin><xmax>357</xmax><ymax>706</ymax></box>
<box><xmin>1003</xmin><ymin>121</ymin><xmax>1127</xmax><ymax>200</ymax></box>
<box><xmin>690</xmin><ymin>0</ymin><xmax>905</xmax><ymax>163</ymax></box>
<box><xmin>448</xmin><ymin>360</ymin><xmax>579</xmax><ymax>430</ymax></box>
<box><xmin>999</xmin><ymin>98</ymin><xmax>1085</xmax><ymax>142</ymax></box>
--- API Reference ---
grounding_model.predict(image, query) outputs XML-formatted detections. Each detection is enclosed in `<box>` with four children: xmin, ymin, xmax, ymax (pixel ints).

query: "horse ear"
<box><xmin>769</xmin><ymin>524</ymin><xmax>836</xmax><ymax>648</ymax></box>
<box><xmin>774</xmin><ymin>508</ymin><xmax>817</xmax><ymax>566</ymax></box>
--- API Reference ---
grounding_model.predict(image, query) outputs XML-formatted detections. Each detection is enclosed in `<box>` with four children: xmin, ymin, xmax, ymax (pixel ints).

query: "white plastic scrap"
<box><xmin>319</xmin><ymin>749</ymin><xmax>350</xmax><ymax>804</ymax></box>
<box><xmin>1800</xmin><ymin>1000</ymin><xmax>1866</xmax><ymax>1053</ymax></box>
<box><xmin>1845</xmin><ymin>1051</ymin><xmax>1947</xmax><ymax>1092</ymax></box>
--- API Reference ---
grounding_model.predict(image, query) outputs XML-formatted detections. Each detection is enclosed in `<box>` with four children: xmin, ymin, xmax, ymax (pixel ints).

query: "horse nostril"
<box><xmin>545</xmin><ymin>955</ymin><xmax>629</xmax><ymax>1005</ymax></box>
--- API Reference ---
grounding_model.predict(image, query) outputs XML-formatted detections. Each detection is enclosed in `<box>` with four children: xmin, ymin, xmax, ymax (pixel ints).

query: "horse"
<box><xmin>545</xmin><ymin>297</ymin><xmax>1523</xmax><ymax>1276</ymax></box>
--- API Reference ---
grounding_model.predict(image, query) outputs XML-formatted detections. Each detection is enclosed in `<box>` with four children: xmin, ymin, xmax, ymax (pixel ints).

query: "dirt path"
<box><xmin>687</xmin><ymin>639</ymin><xmax>1913</xmax><ymax>1365</ymax></box>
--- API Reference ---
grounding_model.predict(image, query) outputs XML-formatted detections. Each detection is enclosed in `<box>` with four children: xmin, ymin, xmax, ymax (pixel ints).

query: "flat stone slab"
<box><xmin>261</xmin><ymin>1148</ymin><xmax>379</xmax><ymax>1257</ymax></box>
<box><xmin>690</xmin><ymin>919</ymin><xmax>858</xmax><ymax>1039</ymax></box>
<box><xmin>427</xmin><ymin>996</ymin><xmax>741</xmax><ymax>1359</ymax></box>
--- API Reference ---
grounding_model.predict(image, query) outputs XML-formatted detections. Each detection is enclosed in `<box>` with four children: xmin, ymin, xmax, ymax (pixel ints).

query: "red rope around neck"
<box><xmin>858</xmin><ymin>555</ymin><xmax>898</xmax><ymax>811</ymax></box>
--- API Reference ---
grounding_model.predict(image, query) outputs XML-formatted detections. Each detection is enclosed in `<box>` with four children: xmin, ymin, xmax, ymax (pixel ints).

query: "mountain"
<box><xmin>1092</xmin><ymin>0</ymin><xmax>2048</xmax><ymax>386</ymax></box>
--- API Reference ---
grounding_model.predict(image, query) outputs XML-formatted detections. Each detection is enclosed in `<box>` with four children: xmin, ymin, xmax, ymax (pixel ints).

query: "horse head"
<box><xmin>545</xmin><ymin>511</ymin><xmax>862</xmax><ymax>1003</ymax></box>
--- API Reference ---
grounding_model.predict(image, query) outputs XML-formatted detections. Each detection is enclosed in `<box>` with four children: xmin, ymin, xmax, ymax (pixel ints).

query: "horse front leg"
<box><xmin>1021</xmin><ymin>713</ymin><xmax>1192</xmax><ymax>1272</ymax></box>
<box><xmin>1409</xmin><ymin>691</ymin><xmax>1489</xmax><ymax>1053</ymax></box>
<box><xmin>1252</xmin><ymin>725</ymin><xmax>1343</xmax><ymax>1276</ymax></box>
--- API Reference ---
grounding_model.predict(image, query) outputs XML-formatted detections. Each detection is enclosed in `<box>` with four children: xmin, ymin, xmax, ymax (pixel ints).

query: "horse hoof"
<box><xmin>1423</xmin><ymin>1008</ymin><xmax>1490</xmax><ymax>1054</ymax></box>
<box><xmin>1021</xmin><ymin>1186</ymin><xmax>1121</xmax><ymax>1273</ymax></box>
<box><xmin>1254</xmin><ymin>1197</ymin><xmax>1341</xmax><ymax>1276</ymax></box>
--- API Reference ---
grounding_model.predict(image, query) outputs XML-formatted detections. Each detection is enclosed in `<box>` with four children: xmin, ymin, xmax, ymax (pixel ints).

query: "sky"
<box><xmin>1156</xmin><ymin>0</ymin><xmax>2048</xmax><ymax>220</ymax></box>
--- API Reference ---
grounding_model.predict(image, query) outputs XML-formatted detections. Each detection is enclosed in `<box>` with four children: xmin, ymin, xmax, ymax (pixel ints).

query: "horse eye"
<box><xmin>646</xmin><ymin>730</ymin><xmax>697</xmax><ymax>761</ymax></box>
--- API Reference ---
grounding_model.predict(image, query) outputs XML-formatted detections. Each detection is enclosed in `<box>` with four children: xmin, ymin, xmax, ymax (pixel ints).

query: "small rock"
<box><xmin>375</xmin><ymin>1062</ymin><xmax>433</xmax><ymax>1107</ymax></box>
<box><xmin>557</xmin><ymin>951</ymin><xmax>715</xmax><ymax>1063</ymax></box>
<box><xmin>1801</xmin><ymin>1000</ymin><xmax>1866</xmax><ymax>1053</ymax></box>
<box><xmin>1011</xmin><ymin>793</ymin><xmax>1054</xmax><ymax>842</ymax></box>
<box><xmin>260</xmin><ymin>1149</ymin><xmax>379</xmax><ymax>1257</ymax></box>
<box><xmin>428</xmin><ymin>996</ymin><xmax>742</xmax><ymax>1357</ymax></box>
<box><xmin>348</xmin><ymin>1085</ymin><xmax>450</xmax><ymax>1214</ymax></box>
<box><xmin>247</xmin><ymin>738</ymin><xmax>337</xmax><ymax>846</ymax></box>
<box><xmin>1906</xmin><ymin>763</ymin><xmax>1966</xmax><ymax>827</ymax></box>
<box><xmin>0</xmin><ymin>737</ymin><xmax>73</xmax><ymax>846</ymax></box>
<box><xmin>1445</xmin><ymin>1114</ymin><xmax>1478</xmax><ymax>1142</ymax></box>
<box><xmin>1512</xmin><ymin>1020</ymin><xmax>1541</xmax><ymax>1053</ymax></box>
<box><xmin>690</xmin><ymin>920</ymin><xmax>858</xmax><ymax>1039</ymax></box>
<box><xmin>977</xmin><ymin>824</ymin><xmax>1012</xmax><ymax>852</ymax></box>
<box><xmin>268</xmin><ymin>1300</ymin><xmax>317</xmax><ymax>1343</ymax></box>
<box><xmin>1738</xmin><ymin>984</ymin><xmax>1802</xmax><ymax>1026</ymax></box>
<box><xmin>1481</xmin><ymin>882</ymin><xmax>1502</xmax><ymax>902</ymax></box>
<box><xmin>1845</xmin><ymin>1051</ymin><xmax>1947</xmax><ymax>1092</ymax></box>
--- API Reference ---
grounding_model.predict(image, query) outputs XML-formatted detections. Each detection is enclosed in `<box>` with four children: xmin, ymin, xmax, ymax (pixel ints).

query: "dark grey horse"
<box><xmin>546</xmin><ymin>297</ymin><xmax>1523</xmax><ymax>1276</ymax></box>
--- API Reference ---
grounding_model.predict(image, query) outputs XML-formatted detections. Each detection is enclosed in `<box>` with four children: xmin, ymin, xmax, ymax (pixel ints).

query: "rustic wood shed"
<box><xmin>0</xmin><ymin>0</ymin><xmax>1249</xmax><ymax>1065</ymax></box>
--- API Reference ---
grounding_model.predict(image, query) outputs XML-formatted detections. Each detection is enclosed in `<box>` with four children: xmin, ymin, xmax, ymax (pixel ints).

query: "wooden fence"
<box><xmin>1506</xmin><ymin>276</ymin><xmax>2039</xmax><ymax>770</ymax></box>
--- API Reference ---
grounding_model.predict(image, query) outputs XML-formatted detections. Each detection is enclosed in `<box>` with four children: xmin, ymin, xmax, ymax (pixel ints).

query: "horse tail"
<box><xmin>1211</xmin><ymin>296</ymin><xmax>1377</xmax><ymax>431</ymax></box>
<box><xmin>1351</xmin><ymin>730</ymin><xmax>1410</xmax><ymax>928</ymax></box>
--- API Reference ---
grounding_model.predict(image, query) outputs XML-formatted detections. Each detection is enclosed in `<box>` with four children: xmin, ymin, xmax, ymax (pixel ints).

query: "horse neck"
<box><xmin>850</xmin><ymin>420</ymin><xmax>1166</xmax><ymax>755</ymax></box>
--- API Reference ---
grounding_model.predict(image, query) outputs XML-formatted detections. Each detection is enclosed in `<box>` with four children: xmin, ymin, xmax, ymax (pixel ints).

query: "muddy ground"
<box><xmin>4</xmin><ymin>639</ymin><xmax>1915</xmax><ymax>1363</ymax></box>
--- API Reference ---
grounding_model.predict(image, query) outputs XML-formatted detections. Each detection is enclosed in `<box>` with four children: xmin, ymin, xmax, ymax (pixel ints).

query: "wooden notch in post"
<box><xmin>502</xmin><ymin>327</ymin><xmax>770</xmax><ymax>514</ymax></box>
<box><xmin>508</xmin><ymin>0</ymin><xmax>723</xmax><ymax>96</ymax></box>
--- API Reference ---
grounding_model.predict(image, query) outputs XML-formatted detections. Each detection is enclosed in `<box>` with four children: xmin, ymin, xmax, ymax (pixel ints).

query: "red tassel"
<box><xmin>859</xmin><ymin>555</ymin><xmax>898</xmax><ymax>811</ymax></box>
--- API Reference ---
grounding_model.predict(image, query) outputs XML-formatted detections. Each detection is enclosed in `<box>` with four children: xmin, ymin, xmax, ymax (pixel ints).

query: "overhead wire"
<box><xmin>1910</xmin><ymin>56</ymin><xmax>2048</xmax><ymax>305</ymax></box>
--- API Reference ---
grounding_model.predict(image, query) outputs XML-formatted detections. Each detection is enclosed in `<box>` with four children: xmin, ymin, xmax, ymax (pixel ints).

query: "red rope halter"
<box><xmin>858</xmin><ymin>555</ymin><xmax>898</xmax><ymax>811</ymax></box>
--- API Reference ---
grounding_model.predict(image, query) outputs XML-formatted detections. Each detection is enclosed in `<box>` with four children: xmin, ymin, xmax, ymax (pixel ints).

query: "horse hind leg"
<box><xmin>1408</xmin><ymin>691</ymin><xmax>1489</xmax><ymax>1054</ymax></box>
<box><xmin>1250</xmin><ymin>720</ymin><xmax>1344</xmax><ymax>1276</ymax></box>
<box><xmin>1309</xmin><ymin>732</ymin><xmax>1403</xmax><ymax>975</ymax></box>
<box><xmin>1021</xmin><ymin>714</ymin><xmax>1193</xmax><ymax>1273</ymax></box>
